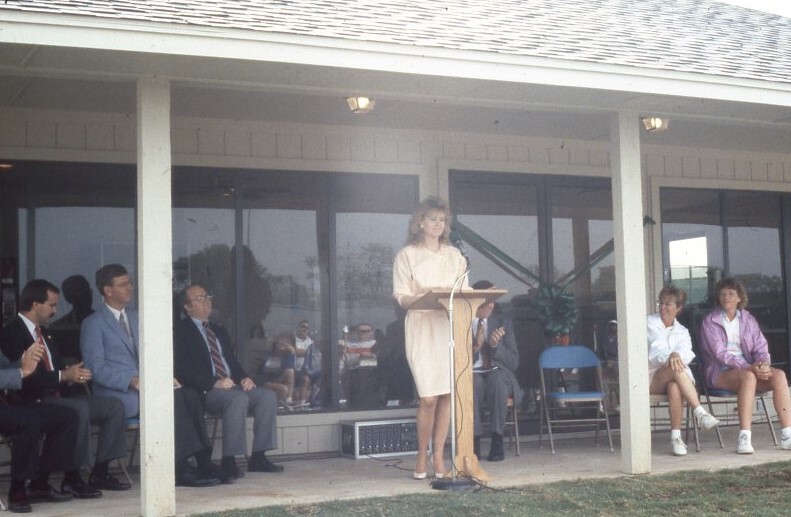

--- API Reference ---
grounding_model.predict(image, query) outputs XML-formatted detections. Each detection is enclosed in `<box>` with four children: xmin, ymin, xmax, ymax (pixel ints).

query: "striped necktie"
<box><xmin>203</xmin><ymin>321</ymin><xmax>229</xmax><ymax>378</ymax></box>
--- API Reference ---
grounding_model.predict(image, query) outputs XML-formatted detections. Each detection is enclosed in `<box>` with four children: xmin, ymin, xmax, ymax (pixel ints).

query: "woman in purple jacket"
<box><xmin>698</xmin><ymin>277</ymin><xmax>791</xmax><ymax>454</ymax></box>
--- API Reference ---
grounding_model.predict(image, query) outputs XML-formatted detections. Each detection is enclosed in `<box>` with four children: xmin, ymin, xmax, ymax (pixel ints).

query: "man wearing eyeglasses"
<box><xmin>174</xmin><ymin>283</ymin><xmax>282</xmax><ymax>481</ymax></box>
<box><xmin>81</xmin><ymin>264</ymin><xmax>226</xmax><ymax>487</ymax></box>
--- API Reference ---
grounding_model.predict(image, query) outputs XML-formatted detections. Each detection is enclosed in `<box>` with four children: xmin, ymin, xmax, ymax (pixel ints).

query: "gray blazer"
<box><xmin>483</xmin><ymin>311</ymin><xmax>524</xmax><ymax>405</ymax></box>
<box><xmin>80</xmin><ymin>304</ymin><xmax>140</xmax><ymax>418</ymax></box>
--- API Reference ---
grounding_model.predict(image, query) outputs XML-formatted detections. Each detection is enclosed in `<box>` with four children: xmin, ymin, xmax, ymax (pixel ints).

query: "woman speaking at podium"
<box><xmin>393</xmin><ymin>196</ymin><xmax>469</xmax><ymax>480</ymax></box>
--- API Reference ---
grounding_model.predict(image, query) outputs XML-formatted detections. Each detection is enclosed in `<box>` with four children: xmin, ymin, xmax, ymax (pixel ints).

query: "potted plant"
<box><xmin>532</xmin><ymin>284</ymin><xmax>578</xmax><ymax>345</ymax></box>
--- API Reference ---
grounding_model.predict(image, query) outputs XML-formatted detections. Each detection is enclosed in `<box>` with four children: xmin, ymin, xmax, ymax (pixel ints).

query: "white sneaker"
<box><xmin>780</xmin><ymin>434</ymin><xmax>791</xmax><ymax>450</ymax></box>
<box><xmin>737</xmin><ymin>434</ymin><xmax>754</xmax><ymax>454</ymax></box>
<box><xmin>697</xmin><ymin>413</ymin><xmax>720</xmax><ymax>431</ymax></box>
<box><xmin>671</xmin><ymin>436</ymin><xmax>688</xmax><ymax>456</ymax></box>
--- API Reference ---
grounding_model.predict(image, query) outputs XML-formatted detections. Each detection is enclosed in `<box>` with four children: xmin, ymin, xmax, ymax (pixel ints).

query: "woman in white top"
<box><xmin>393</xmin><ymin>197</ymin><xmax>468</xmax><ymax>480</ymax></box>
<box><xmin>648</xmin><ymin>286</ymin><xmax>719</xmax><ymax>456</ymax></box>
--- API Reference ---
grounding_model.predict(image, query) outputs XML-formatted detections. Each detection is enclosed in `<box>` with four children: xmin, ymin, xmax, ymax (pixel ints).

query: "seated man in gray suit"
<box><xmin>81</xmin><ymin>264</ymin><xmax>227</xmax><ymax>487</ymax></box>
<box><xmin>1</xmin><ymin>343</ymin><xmax>79</xmax><ymax>512</ymax></box>
<box><xmin>174</xmin><ymin>283</ymin><xmax>282</xmax><ymax>479</ymax></box>
<box><xmin>471</xmin><ymin>280</ymin><xmax>524</xmax><ymax>462</ymax></box>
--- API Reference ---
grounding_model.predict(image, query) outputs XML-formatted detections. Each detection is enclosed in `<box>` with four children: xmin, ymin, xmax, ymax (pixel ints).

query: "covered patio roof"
<box><xmin>0</xmin><ymin>0</ymin><xmax>790</xmax><ymax>153</ymax></box>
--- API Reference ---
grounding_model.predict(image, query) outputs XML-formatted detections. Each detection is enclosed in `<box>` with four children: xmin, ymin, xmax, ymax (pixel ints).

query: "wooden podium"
<box><xmin>411</xmin><ymin>288</ymin><xmax>507</xmax><ymax>483</ymax></box>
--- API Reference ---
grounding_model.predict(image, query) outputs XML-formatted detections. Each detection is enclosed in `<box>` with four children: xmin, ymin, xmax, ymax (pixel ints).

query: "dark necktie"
<box><xmin>203</xmin><ymin>321</ymin><xmax>229</xmax><ymax>378</ymax></box>
<box><xmin>474</xmin><ymin>318</ymin><xmax>485</xmax><ymax>365</ymax></box>
<box><xmin>35</xmin><ymin>325</ymin><xmax>54</xmax><ymax>372</ymax></box>
<box><xmin>478</xmin><ymin>318</ymin><xmax>492</xmax><ymax>369</ymax></box>
<box><xmin>119</xmin><ymin>311</ymin><xmax>132</xmax><ymax>339</ymax></box>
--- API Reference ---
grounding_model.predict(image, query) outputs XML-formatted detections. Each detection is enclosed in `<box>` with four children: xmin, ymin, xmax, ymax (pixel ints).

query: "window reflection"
<box><xmin>243</xmin><ymin>207</ymin><xmax>318</xmax><ymax>404</ymax></box>
<box><xmin>172</xmin><ymin>168</ymin><xmax>418</xmax><ymax>412</ymax></box>
<box><xmin>335</xmin><ymin>212</ymin><xmax>411</xmax><ymax>409</ymax></box>
<box><xmin>452</xmin><ymin>174</ymin><xmax>613</xmax><ymax>395</ymax></box>
<box><xmin>661</xmin><ymin>188</ymin><xmax>788</xmax><ymax>369</ymax></box>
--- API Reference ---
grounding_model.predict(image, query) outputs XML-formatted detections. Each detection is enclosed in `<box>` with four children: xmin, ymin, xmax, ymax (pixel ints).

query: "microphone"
<box><xmin>449</xmin><ymin>229</ymin><xmax>469</xmax><ymax>263</ymax></box>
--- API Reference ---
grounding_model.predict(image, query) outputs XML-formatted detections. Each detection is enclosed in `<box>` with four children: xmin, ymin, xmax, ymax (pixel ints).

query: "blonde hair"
<box><xmin>406</xmin><ymin>196</ymin><xmax>451</xmax><ymax>246</ymax></box>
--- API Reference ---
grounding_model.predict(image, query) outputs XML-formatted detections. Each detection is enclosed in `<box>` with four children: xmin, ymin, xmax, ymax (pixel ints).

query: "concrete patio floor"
<box><xmin>6</xmin><ymin>423</ymin><xmax>790</xmax><ymax>516</ymax></box>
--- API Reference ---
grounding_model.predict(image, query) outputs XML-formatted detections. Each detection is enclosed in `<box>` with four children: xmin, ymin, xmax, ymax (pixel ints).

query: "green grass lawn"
<box><xmin>199</xmin><ymin>461</ymin><xmax>791</xmax><ymax>516</ymax></box>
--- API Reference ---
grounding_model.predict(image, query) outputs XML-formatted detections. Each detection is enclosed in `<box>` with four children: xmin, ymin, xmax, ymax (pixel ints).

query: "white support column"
<box><xmin>610</xmin><ymin>111</ymin><xmax>651</xmax><ymax>474</ymax></box>
<box><xmin>137</xmin><ymin>76</ymin><xmax>176</xmax><ymax>516</ymax></box>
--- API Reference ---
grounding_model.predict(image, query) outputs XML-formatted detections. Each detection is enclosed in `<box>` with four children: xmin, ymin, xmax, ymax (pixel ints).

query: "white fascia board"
<box><xmin>2</xmin><ymin>11</ymin><xmax>791</xmax><ymax>108</ymax></box>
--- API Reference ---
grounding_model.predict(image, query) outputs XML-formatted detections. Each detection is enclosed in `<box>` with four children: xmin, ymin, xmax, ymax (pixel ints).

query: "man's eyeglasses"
<box><xmin>189</xmin><ymin>294</ymin><xmax>213</xmax><ymax>303</ymax></box>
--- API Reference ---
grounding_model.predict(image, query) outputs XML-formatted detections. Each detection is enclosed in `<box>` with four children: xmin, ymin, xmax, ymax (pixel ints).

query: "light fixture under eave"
<box><xmin>642</xmin><ymin>117</ymin><xmax>669</xmax><ymax>132</ymax></box>
<box><xmin>0</xmin><ymin>163</ymin><xmax>14</xmax><ymax>171</ymax></box>
<box><xmin>346</xmin><ymin>96</ymin><xmax>376</xmax><ymax>114</ymax></box>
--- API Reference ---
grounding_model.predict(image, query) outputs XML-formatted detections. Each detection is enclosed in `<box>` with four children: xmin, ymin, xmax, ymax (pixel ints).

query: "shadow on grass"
<box><xmin>199</xmin><ymin>461</ymin><xmax>791</xmax><ymax>516</ymax></box>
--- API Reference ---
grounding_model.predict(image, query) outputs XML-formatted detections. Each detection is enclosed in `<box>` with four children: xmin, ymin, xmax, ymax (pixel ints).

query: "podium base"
<box><xmin>430</xmin><ymin>476</ymin><xmax>477</xmax><ymax>491</ymax></box>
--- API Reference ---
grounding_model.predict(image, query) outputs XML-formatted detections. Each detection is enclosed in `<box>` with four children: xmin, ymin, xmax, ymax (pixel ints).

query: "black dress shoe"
<box><xmin>248</xmin><ymin>455</ymin><xmax>284</xmax><ymax>473</ymax></box>
<box><xmin>487</xmin><ymin>441</ymin><xmax>505</xmax><ymax>461</ymax></box>
<box><xmin>61</xmin><ymin>478</ymin><xmax>103</xmax><ymax>499</ymax></box>
<box><xmin>7</xmin><ymin>491</ymin><xmax>32</xmax><ymax>513</ymax></box>
<box><xmin>26</xmin><ymin>484</ymin><xmax>72</xmax><ymax>503</ymax></box>
<box><xmin>220</xmin><ymin>456</ymin><xmax>244</xmax><ymax>479</ymax></box>
<box><xmin>89</xmin><ymin>473</ymin><xmax>131</xmax><ymax>491</ymax></box>
<box><xmin>202</xmin><ymin>462</ymin><xmax>234</xmax><ymax>485</ymax></box>
<box><xmin>176</xmin><ymin>468</ymin><xmax>220</xmax><ymax>488</ymax></box>
<box><xmin>488</xmin><ymin>432</ymin><xmax>504</xmax><ymax>461</ymax></box>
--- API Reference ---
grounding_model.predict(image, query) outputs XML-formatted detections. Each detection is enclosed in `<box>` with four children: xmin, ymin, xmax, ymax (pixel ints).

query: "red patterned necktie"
<box><xmin>203</xmin><ymin>321</ymin><xmax>229</xmax><ymax>378</ymax></box>
<box><xmin>35</xmin><ymin>326</ymin><xmax>54</xmax><ymax>372</ymax></box>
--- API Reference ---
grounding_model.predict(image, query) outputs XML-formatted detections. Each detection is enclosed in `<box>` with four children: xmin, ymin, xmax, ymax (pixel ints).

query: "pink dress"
<box><xmin>392</xmin><ymin>243</ymin><xmax>468</xmax><ymax>397</ymax></box>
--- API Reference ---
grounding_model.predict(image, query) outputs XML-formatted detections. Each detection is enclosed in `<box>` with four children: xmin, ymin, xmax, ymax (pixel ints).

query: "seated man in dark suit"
<box><xmin>174</xmin><ymin>283</ymin><xmax>282</xmax><ymax>479</ymax></box>
<box><xmin>80</xmin><ymin>264</ymin><xmax>227</xmax><ymax>487</ymax></box>
<box><xmin>1</xmin><ymin>343</ymin><xmax>79</xmax><ymax>512</ymax></box>
<box><xmin>471</xmin><ymin>280</ymin><xmax>524</xmax><ymax>462</ymax></box>
<box><xmin>0</xmin><ymin>279</ymin><xmax>128</xmax><ymax>498</ymax></box>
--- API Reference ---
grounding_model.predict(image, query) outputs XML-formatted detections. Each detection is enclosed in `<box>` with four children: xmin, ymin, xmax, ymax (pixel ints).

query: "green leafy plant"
<box><xmin>532</xmin><ymin>284</ymin><xmax>578</xmax><ymax>337</ymax></box>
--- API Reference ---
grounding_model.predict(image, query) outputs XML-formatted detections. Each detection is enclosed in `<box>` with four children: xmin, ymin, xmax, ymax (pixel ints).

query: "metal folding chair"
<box><xmin>538</xmin><ymin>345</ymin><xmax>614</xmax><ymax>454</ymax></box>
<box><xmin>504</xmin><ymin>395</ymin><xmax>520</xmax><ymax>456</ymax></box>
<box><xmin>649</xmin><ymin>393</ymin><xmax>700</xmax><ymax>452</ymax></box>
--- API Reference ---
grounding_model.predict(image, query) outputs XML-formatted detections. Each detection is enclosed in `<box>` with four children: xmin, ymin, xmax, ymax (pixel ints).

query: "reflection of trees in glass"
<box><xmin>591</xmin><ymin>265</ymin><xmax>616</xmax><ymax>300</ymax></box>
<box><xmin>339</xmin><ymin>243</ymin><xmax>394</xmax><ymax>306</ymax></box>
<box><xmin>173</xmin><ymin>244</ymin><xmax>272</xmax><ymax>340</ymax></box>
<box><xmin>304</xmin><ymin>257</ymin><xmax>320</xmax><ymax>303</ymax></box>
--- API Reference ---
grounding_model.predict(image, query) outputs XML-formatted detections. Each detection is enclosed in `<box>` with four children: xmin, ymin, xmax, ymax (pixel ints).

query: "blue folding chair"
<box><xmin>692</xmin><ymin>355</ymin><xmax>778</xmax><ymax>448</ymax></box>
<box><xmin>702</xmin><ymin>386</ymin><xmax>777</xmax><ymax>448</ymax></box>
<box><xmin>538</xmin><ymin>345</ymin><xmax>614</xmax><ymax>454</ymax></box>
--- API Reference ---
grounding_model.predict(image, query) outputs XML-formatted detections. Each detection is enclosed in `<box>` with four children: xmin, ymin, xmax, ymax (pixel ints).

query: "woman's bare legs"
<box><xmin>432</xmin><ymin>394</ymin><xmax>451</xmax><ymax>475</ymax></box>
<box><xmin>757</xmin><ymin>368</ymin><xmax>791</xmax><ymax>428</ymax></box>
<box><xmin>650</xmin><ymin>365</ymin><xmax>701</xmax><ymax>429</ymax></box>
<box><xmin>715</xmin><ymin>369</ymin><xmax>757</xmax><ymax>430</ymax></box>
<box><xmin>415</xmin><ymin>393</ymin><xmax>451</xmax><ymax>476</ymax></box>
<box><xmin>415</xmin><ymin>395</ymin><xmax>438</xmax><ymax>475</ymax></box>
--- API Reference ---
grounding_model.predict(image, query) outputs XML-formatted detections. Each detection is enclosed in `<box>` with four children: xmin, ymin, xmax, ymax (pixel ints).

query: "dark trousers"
<box><xmin>0</xmin><ymin>403</ymin><xmax>79</xmax><ymax>480</ymax></box>
<box><xmin>174</xmin><ymin>386</ymin><xmax>212</xmax><ymax>461</ymax></box>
